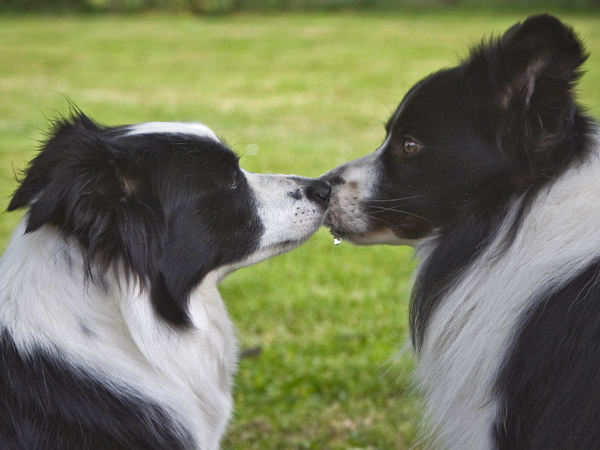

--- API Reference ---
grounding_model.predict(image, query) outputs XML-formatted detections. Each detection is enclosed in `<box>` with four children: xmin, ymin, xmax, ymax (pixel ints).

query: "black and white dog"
<box><xmin>0</xmin><ymin>112</ymin><xmax>330</xmax><ymax>449</ymax></box>
<box><xmin>323</xmin><ymin>15</ymin><xmax>600</xmax><ymax>450</ymax></box>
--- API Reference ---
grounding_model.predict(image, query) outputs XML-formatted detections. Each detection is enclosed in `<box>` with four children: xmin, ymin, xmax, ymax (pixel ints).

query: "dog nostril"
<box><xmin>305</xmin><ymin>180</ymin><xmax>331</xmax><ymax>206</ymax></box>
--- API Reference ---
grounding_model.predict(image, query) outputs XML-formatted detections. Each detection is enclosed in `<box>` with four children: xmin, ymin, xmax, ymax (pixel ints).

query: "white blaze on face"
<box><xmin>125</xmin><ymin>122</ymin><xmax>220</xmax><ymax>142</ymax></box>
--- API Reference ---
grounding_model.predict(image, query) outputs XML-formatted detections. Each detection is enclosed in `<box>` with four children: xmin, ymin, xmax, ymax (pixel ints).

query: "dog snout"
<box><xmin>304</xmin><ymin>179</ymin><xmax>331</xmax><ymax>207</ymax></box>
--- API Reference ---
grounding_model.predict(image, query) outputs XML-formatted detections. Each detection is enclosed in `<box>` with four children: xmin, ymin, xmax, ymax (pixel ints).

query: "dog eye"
<box><xmin>403</xmin><ymin>139</ymin><xmax>421</xmax><ymax>154</ymax></box>
<box><xmin>228</xmin><ymin>173</ymin><xmax>239</xmax><ymax>189</ymax></box>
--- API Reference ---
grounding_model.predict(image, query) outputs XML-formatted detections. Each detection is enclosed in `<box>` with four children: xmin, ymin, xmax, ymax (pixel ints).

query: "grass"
<box><xmin>1</xmin><ymin>10</ymin><xmax>600</xmax><ymax>449</ymax></box>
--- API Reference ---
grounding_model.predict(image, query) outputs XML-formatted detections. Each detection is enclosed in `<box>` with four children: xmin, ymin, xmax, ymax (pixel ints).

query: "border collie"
<box><xmin>0</xmin><ymin>112</ymin><xmax>330</xmax><ymax>450</ymax></box>
<box><xmin>323</xmin><ymin>15</ymin><xmax>600</xmax><ymax>450</ymax></box>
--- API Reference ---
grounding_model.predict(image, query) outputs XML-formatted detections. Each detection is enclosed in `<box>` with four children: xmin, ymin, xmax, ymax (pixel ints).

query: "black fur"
<box><xmin>372</xmin><ymin>15</ymin><xmax>595</xmax><ymax>350</ymax></box>
<box><xmin>494</xmin><ymin>260</ymin><xmax>600</xmax><ymax>450</ymax></box>
<box><xmin>391</xmin><ymin>15</ymin><xmax>598</xmax><ymax>449</ymax></box>
<box><xmin>8</xmin><ymin>112</ymin><xmax>263</xmax><ymax>327</ymax></box>
<box><xmin>0</xmin><ymin>331</ymin><xmax>192</xmax><ymax>450</ymax></box>
<box><xmin>2</xmin><ymin>111</ymin><xmax>331</xmax><ymax>449</ymax></box>
<box><xmin>324</xmin><ymin>14</ymin><xmax>600</xmax><ymax>449</ymax></box>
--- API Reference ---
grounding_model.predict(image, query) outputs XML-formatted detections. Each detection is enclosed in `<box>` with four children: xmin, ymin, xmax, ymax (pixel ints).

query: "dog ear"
<box><xmin>8</xmin><ymin>113</ymin><xmax>104</xmax><ymax>214</ymax></box>
<box><xmin>9</xmin><ymin>114</ymin><xmax>157</xmax><ymax>247</ymax></box>
<box><xmin>496</xmin><ymin>14</ymin><xmax>587</xmax><ymax>111</ymax></box>
<box><xmin>468</xmin><ymin>15</ymin><xmax>591</xmax><ymax>182</ymax></box>
<box><xmin>10</xmin><ymin>113</ymin><xmax>199</xmax><ymax>328</ymax></box>
<box><xmin>153</xmin><ymin>214</ymin><xmax>220</xmax><ymax>327</ymax></box>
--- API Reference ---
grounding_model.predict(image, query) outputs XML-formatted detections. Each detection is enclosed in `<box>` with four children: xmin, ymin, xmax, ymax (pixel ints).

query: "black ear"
<box><xmin>9</xmin><ymin>114</ymin><xmax>166</xmax><ymax>272</ymax></box>
<box><xmin>8</xmin><ymin>112</ymin><xmax>105</xmax><ymax>214</ymax></box>
<box><xmin>9</xmin><ymin>114</ymin><xmax>152</xmax><ymax>242</ymax></box>
<box><xmin>8</xmin><ymin>113</ymin><xmax>192</xmax><ymax>326</ymax></box>
<box><xmin>497</xmin><ymin>14</ymin><xmax>587</xmax><ymax>110</ymax></box>
<box><xmin>468</xmin><ymin>15</ymin><xmax>592</xmax><ymax>182</ymax></box>
<box><xmin>153</xmin><ymin>213</ymin><xmax>221</xmax><ymax>327</ymax></box>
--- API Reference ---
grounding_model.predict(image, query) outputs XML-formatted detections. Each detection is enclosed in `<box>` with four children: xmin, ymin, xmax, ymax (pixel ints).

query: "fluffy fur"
<box><xmin>323</xmin><ymin>15</ymin><xmax>600</xmax><ymax>450</ymax></box>
<box><xmin>0</xmin><ymin>112</ymin><xmax>331</xmax><ymax>450</ymax></box>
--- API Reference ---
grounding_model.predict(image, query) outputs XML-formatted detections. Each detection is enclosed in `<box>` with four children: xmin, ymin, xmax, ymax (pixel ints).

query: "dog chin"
<box><xmin>217</xmin><ymin>235</ymin><xmax>313</xmax><ymax>278</ymax></box>
<box><xmin>330</xmin><ymin>228</ymin><xmax>419</xmax><ymax>247</ymax></box>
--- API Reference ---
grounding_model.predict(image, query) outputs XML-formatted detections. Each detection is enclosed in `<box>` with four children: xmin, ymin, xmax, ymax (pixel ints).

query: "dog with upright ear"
<box><xmin>322</xmin><ymin>15</ymin><xmax>600</xmax><ymax>450</ymax></box>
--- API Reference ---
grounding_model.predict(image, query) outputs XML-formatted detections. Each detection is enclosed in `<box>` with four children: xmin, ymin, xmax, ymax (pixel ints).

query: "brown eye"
<box><xmin>403</xmin><ymin>139</ymin><xmax>421</xmax><ymax>154</ymax></box>
<box><xmin>228</xmin><ymin>173</ymin><xmax>239</xmax><ymax>189</ymax></box>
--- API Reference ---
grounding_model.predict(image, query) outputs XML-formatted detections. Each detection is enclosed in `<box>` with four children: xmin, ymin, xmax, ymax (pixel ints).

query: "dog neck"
<box><xmin>0</xmin><ymin>221</ymin><xmax>237</xmax><ymax>449</ymax></box>
<box><xmin>413</xmin><ymin>133</ymin><xmax>600</xmax><ymax>450</ymax></box>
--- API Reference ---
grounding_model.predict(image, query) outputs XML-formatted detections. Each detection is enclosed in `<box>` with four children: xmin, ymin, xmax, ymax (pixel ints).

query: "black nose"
<box><xmin>305</xmin><ymin>179</ymin><xmax>331</xmax><ymax>207</ymax></box>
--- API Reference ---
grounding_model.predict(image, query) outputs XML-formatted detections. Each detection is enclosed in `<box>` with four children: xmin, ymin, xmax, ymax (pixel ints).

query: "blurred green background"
<box><xmin>1</xmin><ymin>5</ymin><xmax>599</xmax><ymax>450</ymax></box>
<box><xmin>2</xmin><ymin>0</ymin><xmax>600</xmax><ymax>13</ymax></box>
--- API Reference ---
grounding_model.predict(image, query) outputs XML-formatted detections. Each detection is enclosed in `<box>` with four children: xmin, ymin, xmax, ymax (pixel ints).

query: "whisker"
<box><xmin>369</xmin><ymin>195</ymin><xmax>426</xmax><ymax>202</ymax></box>
<box><xmin>368</xmin><ymin>206</ymin><xmax>432</xmax><ymax>224</ymax></box>
<box><xmin>369</xmin><ymin>205</ymin><xmax>409</xmax><ymax>212</ymax></box>
<box><xmin>364</xmin><ymin>214</ymin><xmax>397</xmax><ymax>227</ymax></box>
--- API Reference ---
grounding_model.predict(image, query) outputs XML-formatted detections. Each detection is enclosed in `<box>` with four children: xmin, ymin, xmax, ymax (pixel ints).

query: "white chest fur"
<box><xmin>0</xmin><ymin>222</ymin><xmax>238</xmax><ymax>450</ymax></box>
<box><xmin>415</xmin><ymin>146</ymin><xmax>600</xmax><ymax>450</ymax></box>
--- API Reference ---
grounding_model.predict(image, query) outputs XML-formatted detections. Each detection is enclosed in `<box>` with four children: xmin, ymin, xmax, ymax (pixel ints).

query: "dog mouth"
<box><xmin>324</xmin><ymin>199</ymin><xmax>370</xmax><ymax>242</ymax></box>
<box><xmin>326</xmin><ymin>215</ymin><xmax>420</xmax><ymax>247</ymax></box>
<box><xmin>272</xmin><ymin>210</ymin><xmax>329</xmax><ymax>248</ymax></box>
<box><xmin>329</xmin><ymin>228</ymin><xmax>344</xmax><ymax>243</ymax></box>
<box><xmin>324</xmin><ymin>215</ymin><xmax>348</xmax><ymax>242</ymax></box>
<box><xmin>324</xmin><ymin>183</ymin><xmax>409</xmax><ymax>246</ymax></box>
<box><xmin>327</xmin><ymin>226</ymin><xmax>369</xmax><ymax>245</ymax></box>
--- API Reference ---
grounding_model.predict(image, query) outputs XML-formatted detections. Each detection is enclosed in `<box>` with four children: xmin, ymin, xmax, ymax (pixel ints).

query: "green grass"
<box><xmin>1</xmin><ymin>10</ymin><xmax>600</xmax><ymax>449</ymax></box>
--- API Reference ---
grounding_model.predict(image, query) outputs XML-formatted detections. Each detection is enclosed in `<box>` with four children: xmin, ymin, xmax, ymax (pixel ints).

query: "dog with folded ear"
<box><xmin>323</xmin><ymin>15</ymin><xmax>600</xmax><ymax>450</ymax></box>
<box><xmin>0</xmin><ymin>112</ymin><xmax>330</xmax><ymax>450</ymax></box>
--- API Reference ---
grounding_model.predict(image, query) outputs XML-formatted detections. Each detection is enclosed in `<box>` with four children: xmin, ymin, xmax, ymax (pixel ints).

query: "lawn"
<box><xmin>1</xmin><ymin>10</ymin><xmax>600</xmax><ymax>449</ymax></box>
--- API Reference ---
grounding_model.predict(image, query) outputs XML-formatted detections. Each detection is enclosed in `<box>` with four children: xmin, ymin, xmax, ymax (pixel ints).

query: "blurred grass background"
<box><xmin>1</xmin><ymin>8</ymin><xmax>600</xmax><ymax>450</ymax></box>
<box><xmin>2</xmin><ymin>0</ymin><xmax>600</xmax><ymax>14</ymax></box>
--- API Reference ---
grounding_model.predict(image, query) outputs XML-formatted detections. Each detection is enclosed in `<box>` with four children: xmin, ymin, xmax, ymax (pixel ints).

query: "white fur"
<box><xmin>329</xmin><ymin>144</ymin><xmax>382</xmax><ymax>237</ymax></box>
<box><xmin>0</xmin><ymin>222</ymin><xmax>230</xmax><ymax>448</ymax></box>
<box><xmin>245</xmin><ymin>171</ymin><xmax>327</xmax><ymax>248</ymax></box>
<box><xmin>0</xmin><ymin>163</ymin><xmax>327</xmax><ymax>449</ymax></box>
<box><xmin>216</xmin><ymin>171</ymin><xmax>328</xmax><ymax>277</ymax></box>
<box><xmin>415</xmin><ymin>134</ymin><xmax>600</xmax><ymax>450</ymax></box>
<box><xmin>126</xmin><ymin>122</ymin><xmax>220</xmax><ymax>142</ymax></box>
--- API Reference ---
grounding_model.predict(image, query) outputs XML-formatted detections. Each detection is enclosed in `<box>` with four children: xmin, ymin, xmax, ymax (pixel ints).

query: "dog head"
<box><xmin>323</xmin><ymin>14</ymin><xmax>592</xmax><ymax>247</ymax></box>
<box><xmin>8</xmin><ymin>112</ymin><xmax>330</xmax><ymax>327</ymax></box>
